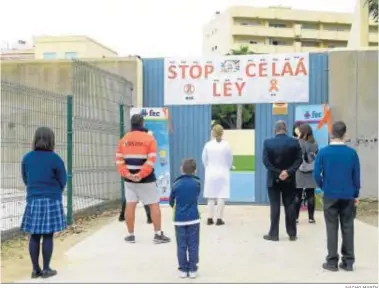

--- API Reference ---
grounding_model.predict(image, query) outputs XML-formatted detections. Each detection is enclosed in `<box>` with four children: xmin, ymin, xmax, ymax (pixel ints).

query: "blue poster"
<box><xmin>295</xmin><ymin>104</ymin><xmax>329</xmax><ymax>149</ymax></box>
<box><xmin>130</xmin><ymin>108</ymin><xmax>171</xmax><ymax>202</ymax></box>
<box><xmin>295</xmin><ymin>105</ymin><xmax>330</xmax><ymax>194</ymax></box>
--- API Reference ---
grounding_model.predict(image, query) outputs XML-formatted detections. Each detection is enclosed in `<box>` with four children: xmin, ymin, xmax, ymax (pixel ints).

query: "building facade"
<box><xmin>1</xmin><ymin>35</ymin><xmax>118</xmax><ymax>60</ymax></box>
<box><xmin>203</xmin><ymin>6</ymin><xmax>379</xmax><ymax>55</ymax></box>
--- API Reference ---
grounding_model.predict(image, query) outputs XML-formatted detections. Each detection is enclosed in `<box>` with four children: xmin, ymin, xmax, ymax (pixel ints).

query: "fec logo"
<box><xmin>304</xmin><ymin>110</ymin><xmax>322</xmax><ymax>120</ymax></box>
<box><xmin>140</xmin><ymin>109</ymin><xmax>148</xmax><ymax>117</ymax></box>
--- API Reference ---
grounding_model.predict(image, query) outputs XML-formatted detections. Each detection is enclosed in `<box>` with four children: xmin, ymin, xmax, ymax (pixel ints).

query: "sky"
<box><xmin>0</xmin><ymin>0</ymin><xmax>357</xmax><ymax>58</ymax></box>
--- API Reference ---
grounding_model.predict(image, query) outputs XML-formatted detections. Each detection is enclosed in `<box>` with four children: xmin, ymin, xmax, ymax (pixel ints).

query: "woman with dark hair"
<box><xmin>295</xmin><ymin>123</ymin><xmax>318</xmax><ymax>223</ymax></box>
<box><xmin>293</xmin><ymin>122</ymin><xmax>302</xmax><ymax>138</ymax></box>
<box><xmin>20</xmin><ymin>127</ymin><xmax>67</xmax><ymax>279</ymax></box>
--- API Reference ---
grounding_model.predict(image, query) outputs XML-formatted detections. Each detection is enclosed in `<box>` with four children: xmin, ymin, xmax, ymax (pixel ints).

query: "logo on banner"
<box><xmin>140</xmin><ymin>109</ymin><xmax>161</xmax><ymax>117</ymax></box>
<box><xmin>220</xmin><ymin>60</ymin><xmax>240</xmax><ymax>73</ymax></box>
<box><xmin>184</xmin><ymin>84</ymin><xmax>195</xmax><ymax>101</ymax></box>
<box><xmin>304</xmin><ymin>111</ymin><xmax>322</xmax><ymax>120</ymax></box>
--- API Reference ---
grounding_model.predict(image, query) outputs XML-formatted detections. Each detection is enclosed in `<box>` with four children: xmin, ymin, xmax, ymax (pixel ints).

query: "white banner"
<box><xmin>164</xmin><ymin>53</ymin><xmax>309</xmax><ymax>105</ymax></box>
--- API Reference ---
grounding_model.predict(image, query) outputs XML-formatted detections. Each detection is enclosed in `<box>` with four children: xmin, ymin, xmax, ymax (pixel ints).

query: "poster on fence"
<box><xmin>130</xmin><ymin>108</ymin><xmax>171</xmax><ymax>202</ymax></box>
<box><xmin>295</xmin><ymin>104</ymin><xmax>330</xmax><ymax>195</ymax></box>
<box><xmin>164</xmin><ymin>53</ymin><xmax>309</xmax><ymax>106</ymax></box>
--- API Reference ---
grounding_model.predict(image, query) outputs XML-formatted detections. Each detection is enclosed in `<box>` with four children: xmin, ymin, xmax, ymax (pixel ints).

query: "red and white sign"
<box><xmin>164</xmin><ymin>53</ymin><xmax>309</xmax><ymax>105</ymax></box>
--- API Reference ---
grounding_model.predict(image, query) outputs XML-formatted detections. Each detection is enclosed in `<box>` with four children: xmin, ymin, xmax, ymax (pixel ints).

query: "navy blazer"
<box><xmin>263</xmin><ymin>134</ymin><xmax>302</xmax><ymax>188</ymax></box>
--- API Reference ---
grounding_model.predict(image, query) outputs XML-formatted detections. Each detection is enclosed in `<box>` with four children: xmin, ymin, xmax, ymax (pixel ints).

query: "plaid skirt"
<box><xmin>21</xmin><ymin>198</ymin><xmax>67</xmax><ymax>235</ymax></box>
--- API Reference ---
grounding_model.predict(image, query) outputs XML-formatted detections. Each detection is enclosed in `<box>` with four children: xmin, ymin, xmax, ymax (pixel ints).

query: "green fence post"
<box><xmin>67</xmin><ymin>95</ymin><xmax>73</xmax><ymax>225</ymax></box>
<box><xmin>119</xmin><ymin>104</ymin><xmax>125</xmax><ymax>201</ymax></box>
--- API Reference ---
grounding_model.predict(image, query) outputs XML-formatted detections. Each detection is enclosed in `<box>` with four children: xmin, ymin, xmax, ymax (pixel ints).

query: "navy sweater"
<box><xmin>22</xmin><ymin>150</ymin><xmax>67</xmax><ymax>203</ymax></box>
<box><xmin>313</xmin><ymin>144</ymin><xmax>360</xmax><ymax>199</ymax></box>
<box><xmin>169</xmin><ymin>175</ymin><xmax>200</xmax><ymax>225</ymax></box>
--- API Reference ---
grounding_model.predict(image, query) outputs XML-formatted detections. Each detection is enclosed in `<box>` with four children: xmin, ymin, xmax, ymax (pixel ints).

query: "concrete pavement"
<box><xmin>22</xmin><ymin>206</ymin><xmax>378</xmax><ymax>283</ymax></box>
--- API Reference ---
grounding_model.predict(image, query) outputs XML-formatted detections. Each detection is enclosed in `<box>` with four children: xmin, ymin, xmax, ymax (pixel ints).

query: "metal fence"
<box><xmin>0</xmin><ymin>60</ymin><xmax>133</xmax><ymax>238</ymax></box>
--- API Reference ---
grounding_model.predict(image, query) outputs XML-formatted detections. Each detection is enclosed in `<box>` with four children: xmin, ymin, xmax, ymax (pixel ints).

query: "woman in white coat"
<box><xmin>202</xmin><ymin>124</ymin><xmax>233</xmax><ymax>226</ymax></box>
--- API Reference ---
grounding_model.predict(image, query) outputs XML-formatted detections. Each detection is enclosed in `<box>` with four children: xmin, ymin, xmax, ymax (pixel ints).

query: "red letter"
<box><xmin>272</xmin><ymin>63</ymin><xmax>280</xmax><ymax>77</ymax></box>
<box><xmin>189</xmin><ymin>65</ymin><xmax>202</xmax><ymax>79</ymax></box>
<box><xmin>223</xmin><ymin>82</ymin><xmax>232</xmax><ymax>96</ymax></box>
<box><xmin>245</xmin><ymin>63</ymin><xmax>256</xmax><ymax>77</ymax></box>
<box><xmin>213</xmin><ymin>83</ymin><xmax>220</xmax><ymax>97</ymax></box>
<box><xmin>167</xmin><ymin>65</ymin><xmax>177</xmax><ymax>79</ymax></box>
<box><xmin>204</xmin><ymin>65</ymin><xmax>214</xmax><ymax>79</ymax></box>
<box><xmin>178</xmin><ymin>64</ymin><xmax>189</xmax><ymax>79</ymax></box>
<box><xmin>235</xmin><ymin>82</ymin><xmax>246</xmax><ymax>96</ymax></box>
<box><xmin>294</xmin><ymin>58</ymin><xmax>308</xmax><ymax>76</ymax></box>
<box><xmin>259</xmin><ymin>63</ymin><xmax>267</xmax><ymax>77</ymax></box>
<box><xmin>281</xmin><ymin>61</ymin><xmax>294</xmax><ymax>76</ymax></box>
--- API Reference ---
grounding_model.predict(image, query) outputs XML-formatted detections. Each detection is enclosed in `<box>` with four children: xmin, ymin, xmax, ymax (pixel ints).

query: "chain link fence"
<box><xmin>0</xmin><ymin>60</ymin><xmax>133</xmax><ymax>239</ymax></box>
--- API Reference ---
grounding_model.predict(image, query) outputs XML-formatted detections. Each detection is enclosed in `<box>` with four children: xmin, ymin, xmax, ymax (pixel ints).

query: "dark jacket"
<box><xmin>169</xmin><ymin>175</ymin><xmax>201</xmax><ymax>224</ymax></box>
<box><xmin>263</xmin><ymin>134</ymin><xmax>302</xmax><ymax>188</ymax></box>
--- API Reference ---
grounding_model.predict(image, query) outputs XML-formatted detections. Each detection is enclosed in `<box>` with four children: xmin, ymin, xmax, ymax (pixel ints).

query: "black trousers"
<box><xmin>267</xmin><ymin>183</ymin><xmax>297</xmax><ymax>237</ymax></box>
<box><xmin>120</xmin><ymin>200</ymin><xmax>151</xmax><ymax>221</ymax></box>
<box><xmin>323</xmin><ymin>197</ymin><xmax>355</xmax><ymax>266</ymax></box>
<box><xmin>295</xmin><ymin>188</ymin><xmax>315</xmax><ymax>220</ymax></box>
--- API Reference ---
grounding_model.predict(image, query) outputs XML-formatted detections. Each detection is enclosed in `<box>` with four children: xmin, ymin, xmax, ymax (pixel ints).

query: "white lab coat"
<box><xmin>202</xmin><ymin>139</ymin><xmax>233</xmax><ymax>199</ymax></box>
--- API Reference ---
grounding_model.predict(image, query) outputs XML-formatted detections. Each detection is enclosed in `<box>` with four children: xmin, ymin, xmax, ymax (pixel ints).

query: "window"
<box><xmin>302</xmin><ymin>41</ymin><xmax>319</xmax><ymax>47</ymax></box>
<box><xmin>302</xmin><ymin>23</ymin><xmax>318</xmax><ymax>30</ymax></box>
<box><xmin>269</xmin><ymin>39</ymin><xmax>287</xmax><ymax>46</ymax></box>
<box><xmin>43</xmin><ymin>52</ymin><xmax>57</xmax><ymax>59</ymax></box>
<box><xmin>249</xmin><ymin>41</ymin><xmax>258</xmax><ymax>44</ymax></box>
<box><xmin>65</xmin><ymin>52</ymin><xmax>77</xmax><ymax>59</ymax></box>
<box><xmin>269</xmin><ymin>23</ymin><xmax>287</xmax><ymax>28</ymax></box>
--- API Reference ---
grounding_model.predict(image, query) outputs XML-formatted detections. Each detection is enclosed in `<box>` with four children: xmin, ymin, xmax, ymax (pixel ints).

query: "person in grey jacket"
<box><xmin>295</xmin><ymin>123</ymin><xmax>318</xmax><ymax>223</ymax></box>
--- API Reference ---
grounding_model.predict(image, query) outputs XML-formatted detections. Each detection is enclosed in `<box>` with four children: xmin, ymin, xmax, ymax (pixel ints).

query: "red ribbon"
<box><xmin>162</xmin><ymin>107</ymin><xmax>173</xmax><ymax>133</ymax></box>
<box><xmin>317</xmin><ymin>104</ymin><xmax>332</xmax><ymax>133</ymax></box>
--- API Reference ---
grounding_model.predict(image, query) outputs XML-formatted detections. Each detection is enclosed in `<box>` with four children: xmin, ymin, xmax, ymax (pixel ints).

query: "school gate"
<box><xmin>142</xmin><ymin>53</ymin><xmax>328</xmax><ymax>205</ymax></box>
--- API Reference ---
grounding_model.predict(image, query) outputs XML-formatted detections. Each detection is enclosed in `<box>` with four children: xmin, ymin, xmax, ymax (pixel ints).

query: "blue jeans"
<box><xmin>175</xmin><ymin>224</ymin><xmax>200</xmax><ymax>272</ymax></box>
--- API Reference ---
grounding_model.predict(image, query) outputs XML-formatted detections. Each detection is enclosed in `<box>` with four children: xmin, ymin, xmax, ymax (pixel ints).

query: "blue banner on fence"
<box><xmin>130</xmin><ymin>108</ymin><xmax>171</xmax><ymax>202</ymax></box>
<box><xmin>295</xmin><ymin>104</ymin><xmax>329</xmax><ymax>194</ymax></box>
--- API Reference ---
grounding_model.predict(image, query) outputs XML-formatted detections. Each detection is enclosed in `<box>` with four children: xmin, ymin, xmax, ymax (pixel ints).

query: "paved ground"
<box><xmin>22</xmin><ymin>206</ymin><xmax>378</xmax><ymax>283</ymax></box>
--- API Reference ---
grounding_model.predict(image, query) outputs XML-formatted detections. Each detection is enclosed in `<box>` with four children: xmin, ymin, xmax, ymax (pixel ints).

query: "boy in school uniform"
<box><xmin>169</xmin><ymin>159</ymin><xmax>201</xmax><ymax>279</ymax></box>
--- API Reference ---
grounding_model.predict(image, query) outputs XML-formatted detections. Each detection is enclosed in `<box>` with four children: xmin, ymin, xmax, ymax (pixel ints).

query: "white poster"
<box><xmin>164</xmin><ymin>53</ymin><xmax>309</xmax><ymax>105</ymax></box>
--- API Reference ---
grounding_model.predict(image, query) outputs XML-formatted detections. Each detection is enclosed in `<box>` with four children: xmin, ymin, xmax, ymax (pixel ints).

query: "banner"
<box><xmin>130</xmin><ymin>108</ymin><xmax>171</xmax><ymax>202</ymax></box>
<box><xmin>164</xmin><ymin>53</ymin><xmax>309</xmax><ymax>105</ymax></box>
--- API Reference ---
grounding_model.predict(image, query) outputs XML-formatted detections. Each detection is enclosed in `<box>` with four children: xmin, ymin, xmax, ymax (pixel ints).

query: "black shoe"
<box><xmin>309</xmin><ymin>219</ymin><xmax>316</xmax><ymax>224</ymax></box>
<box><xmin>216</xmin><ymin>219</ymin><xmax>225</xmax><ymax>226</ymax></box>
<box><xmin>147</xmin><ymin>217</ymin><xmax>152</xmax><ymax>224</ymax></box>
<box><xmin>263</xmin><ymin>235</ymin><xmax>279</xmax><ymax>241</ymax></box>
<box><xmin>339</xmin><ymin>262</ymin><xmax>353</xmax><ymax>271</ymax></box>
<box><xmin>118</xmin><ymin>214</ymin><xmax>125</xmax><ymax>222</ymax></box>
<box><xmin>31</xmin><ymin>270</ymin><xmax>42</xmax><ymax>279</ymax></box>
<box><xmin>41</xmin><ymin>269</ymin><xmax>57</xmax><ymax>279</ymax></box>
<box><xmin>207</xmin><ymin>218</ymin><xmax>214</xmax><ymax>225</ymax></box>
<box><xmin>153</xmin><ymin>232</ymin><xmax>171</xmax><ymax>244</ymax></box>
<box><xmin>289</xmin><ymin>236</ymin><xmax>298</xmax><ymax>241</ymax></box>
<box><xmin>296</xmin><ymin>219</ymin><xmax>299</xmax><ymax>224</ymax></box>
<box><xmin>322</xmin><ymin>262</ymin><xmax>339</xmax><ymax>272</ymax></box>
<box><xmin>124</xmin><ymin>235</ymin><xmax>136</xmax><ymax>243</ymax></box>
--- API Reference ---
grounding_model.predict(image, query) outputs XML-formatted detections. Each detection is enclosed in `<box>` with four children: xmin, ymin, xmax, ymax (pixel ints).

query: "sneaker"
<box><xmin>207</xmin><ymin>218</ymin><xmax>214</xmax><ymax>225</ymax></box>
<box><xmin>147</xmin><ymin>217</ymin><xmax>153</xmax><ymax>224</ymax></box>
<box><xmin>118</xmin><ymin>214</ymin><xmax>125</xmax><ymax>222</ymax></box>
<box><xmin>124</xmin><ymin>235</ymin><xmax>136</xmax><ymax>243</ymax></box>
<box><xmin>154</xmin><ymin>232</ymin><xmax>171</xmax><ymax>244</ymax></box>
<box><xmin>189</xmin><ymin>271</ymin><xmax>197</xmax><ymax>279</ymax></box>
<box><xmin>309</xmin><ymin>219</ymin><xmax>316</xmax><ymax>224</ymax></box>
<box><xmin>178</xmin><ymin>271</ymin><xmax>187</xmax><ymax>278</ymax></box>
<box><xmin>41</xmin><ymin>269</ymin><xmax>57</xmax><ymax>279</ymax></box>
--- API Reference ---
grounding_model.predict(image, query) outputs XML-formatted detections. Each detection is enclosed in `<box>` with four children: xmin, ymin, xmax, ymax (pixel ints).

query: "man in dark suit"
<box><xmin>262</xmin><ymin>120</ymin><xmax>302</xmax><ymax>241</ymax></box>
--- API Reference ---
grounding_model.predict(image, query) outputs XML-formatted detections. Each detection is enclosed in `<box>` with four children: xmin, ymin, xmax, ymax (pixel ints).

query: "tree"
<box><xmin>367</xmin><ymin>0</ymin><xmax>378</xmax><ymax>22</ymax></box>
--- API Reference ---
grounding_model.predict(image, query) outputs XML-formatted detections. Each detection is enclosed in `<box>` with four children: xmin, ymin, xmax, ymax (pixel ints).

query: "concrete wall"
<box><xmin>329</xmin><ymin>50</ymin><xmax>378</xmax><ymax>199</ymax></box>
<box><xmin>223</xmin><ymin>129</ymin><xmax>255</xmax><ymax>155</ymax></box>
<box><xmin>0</xmin><ymin>57</ymin><xmax>143</xmax><ymax>106</ymax></box>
